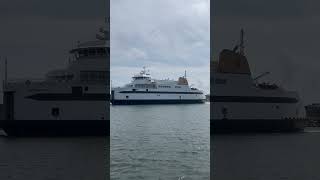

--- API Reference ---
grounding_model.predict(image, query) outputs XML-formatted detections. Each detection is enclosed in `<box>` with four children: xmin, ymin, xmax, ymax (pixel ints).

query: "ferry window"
<box><xmin>97</xmin><ymin>48</ymin><xmax>106</xmax><ymax>56</ymax></box>
<box><xmin>78</xmin><ymin>50</ymin><xmax>84</xmax><ymax>57</ymax></box>
<box><xmin>146</xmin><ymin>89</ymin><xmax>148</xmax><ymax>92</ymax></box>
<box><xmin>135</xmin><ymin>84</ymin><xmax>153</xmax><ymax>88</ymax></box>
<box><xmin>126</xmin><ymin>96</ymin><xmax>129</xmax><ymax>99</ymax></box>
<box><xmin>83</xmin><ymin>49</ymin><xmax>89</xmax><ymax>56</ymax></box>
<box><xmin>72</xmin><ymin>86</ymin><xmax>83</xmax><ymax>96</ymax></box>
<box><xmin>80</xmin><ymin>71</ymin><xmax>107</xmax><ymax>82</ymax></box>
<box><xmin>215</xmin><ymin>78</ymin><xmax>227</xmax><ymax>84</ymax></box>
<box><xmin>89</xmin><ymin>49</ymin><xmax>96</xmax><ymax>56</ymax></box>
<box><xmin>51</xmin><ymin>108</ymin><xmax>60</xmax><ymax>117</ymax></box>
<box><xmin>97</xmin><ymin>48</ymin><xmax>103</xmax><ymax>53</ymax></box>
<box><xmin>132</xmin><ymin>89</ymin><xmax>136</xmax><ymax>91</ymax></box>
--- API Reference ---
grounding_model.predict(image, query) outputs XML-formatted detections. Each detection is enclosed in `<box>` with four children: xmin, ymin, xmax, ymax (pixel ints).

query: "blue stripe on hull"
<box><xmin>111</xmin><ymin>99</ymin><xmax>205</xmax><ymax>105</ymax></box>
<box><xmin>0</xmin><ymin>120</ymin><xmax>109</xmax><ymax>136</ymax></box>
<box><xmin>211</xmin><ymin>96</ymin><xmax>298</xmax><ymax>103</ymax></box>
<box><xmin>211</xmin><ymin>118</ymin><xmax>305</xmax><ymax>134</ymax></box>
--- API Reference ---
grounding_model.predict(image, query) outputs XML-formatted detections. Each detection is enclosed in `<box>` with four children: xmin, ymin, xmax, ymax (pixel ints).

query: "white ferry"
<box><xmin>0</xmin><ymin>27</ymin><xmax>109</xmax><ymax>136</ymax></box>
<box><xmin>211</xmin><ymin>30</ymin><xmax>305</xmax><ymax>132</ymax></box>
<box><xmin>111</xmin><ymin>67</ymin><xmax>206</xmax><ymax>105</ymax></box>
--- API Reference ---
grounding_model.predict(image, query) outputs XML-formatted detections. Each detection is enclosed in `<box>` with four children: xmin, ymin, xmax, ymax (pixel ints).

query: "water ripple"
<box><xmin>111</xmin><ymin>104</ymin><xmax>209</xmax><ymax>179</ymax></box>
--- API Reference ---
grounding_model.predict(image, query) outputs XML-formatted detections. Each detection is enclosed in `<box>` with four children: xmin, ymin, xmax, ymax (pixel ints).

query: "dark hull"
<box><xmin>111</xmin><ymin>99</ymin><xmax>205</xmax><ymax>105</ymax></box>
<box><xmin>211</xmin><ymin>119</ymin><xmax>305</xmax><ymax>134</ymax></box>
<box><xmin>0</xmin><ymin>120</ymin><xmax>109</xmax><ymax>137</ymax></box>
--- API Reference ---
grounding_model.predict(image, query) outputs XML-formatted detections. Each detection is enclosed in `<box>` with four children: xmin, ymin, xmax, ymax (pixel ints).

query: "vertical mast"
<box><xmin>240</xmin><ymin>29</ymin><xmax>245</xmax><ymax>56</ymax></box>
<box><xmin>184</xmin><ymin>70</ymin><xmax>187</xmax><ymax>78</ymax></box>
<box><xmin>4</xmin><ymin>57</ymin><xmax>7</xmax><ymax>89</ymax></box>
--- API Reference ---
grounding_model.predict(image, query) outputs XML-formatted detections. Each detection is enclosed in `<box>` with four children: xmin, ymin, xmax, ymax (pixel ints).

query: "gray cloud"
<box><xmin>111</xmin><ymin>0</ymin><xmax>210</xmax><ymax>93</ymax></box>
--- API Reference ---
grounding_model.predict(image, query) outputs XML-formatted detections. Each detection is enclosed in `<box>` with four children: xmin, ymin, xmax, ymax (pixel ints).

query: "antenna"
<box><xmin>240</xmin><ymin>29</ymin><xmax>245</xmax><ymax>55</ymax></box>
<box><xmin>143</xmin><ymin>66</ymin><xmax>146</xmax><ymax>74</ymax></box>
<box><xmin>1</xmin><ymin>56</ymin><xmax>2</xmax><ymax>91</ymax></box>
<box><xmin>5</xmin><ymin>57</ymin><xmax>7</xmax><ymax>88</ymax></box>
<box><xmin>146</xmin><ymin>69</ymin><xmax>150</xmax><ymax>76</ymax></box>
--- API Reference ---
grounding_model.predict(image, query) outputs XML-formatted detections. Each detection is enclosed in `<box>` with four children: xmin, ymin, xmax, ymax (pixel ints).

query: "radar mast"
<box><xmin>239</xmin><ymin>29</ymin><xmax>245</xmax><ymax>56</ymax></box>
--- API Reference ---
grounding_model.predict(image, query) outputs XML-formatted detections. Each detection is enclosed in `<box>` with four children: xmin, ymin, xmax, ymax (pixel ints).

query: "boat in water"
<box><xmin>0</xmin><ymin>26</ymin><xmax>110</xmax><ymax>136</ymax></box>
<box><xmin>211</xmin><ymin>29</ymin><xmax>305</xmax><ymax>133</ymax></box>
<box><xmin>111</xmin><ymin>67</ymin><xmax>206</xmax><ymax>105</ymax></box>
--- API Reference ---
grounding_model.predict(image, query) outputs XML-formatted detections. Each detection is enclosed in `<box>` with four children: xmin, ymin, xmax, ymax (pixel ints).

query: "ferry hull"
<box><xmin>111</xmin><ymin>99</ymin><xmax>205</xmax><ymax>105</ymax></box>
<box><xmin>211</xmin><ymin>118</ymin><xmax>305</xmax><ymax>134</ymax></box>
<box><xmin>0</xmin><ymin>120</ymin><xmax>109</xmax><ymax>137</ymax></box>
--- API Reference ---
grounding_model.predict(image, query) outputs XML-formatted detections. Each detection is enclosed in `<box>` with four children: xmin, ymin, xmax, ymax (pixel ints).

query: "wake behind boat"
<box><xmin>111</xmin><ymin>67</ymin><xmax>206</xmax><ymax>105</ymax></box>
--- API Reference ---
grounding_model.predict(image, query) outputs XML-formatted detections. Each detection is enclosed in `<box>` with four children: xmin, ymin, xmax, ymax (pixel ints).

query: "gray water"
<box><xmin>111</xmin><ymin>103</ymin><xmax>210</xmax><ymax>179</ymax></box>
<box><xmin>212</xmin><ymin>129</ymin><xmax>320</xmax><ymax>180</ymax></box>
<box><xmin>0</xmin><ymin>136</ymin><xmax>109</xmax><ymax>180</ymax></box>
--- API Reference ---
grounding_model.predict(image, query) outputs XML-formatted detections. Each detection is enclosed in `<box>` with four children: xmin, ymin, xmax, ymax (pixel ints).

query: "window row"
<box><xmin>158</xmin><ymin>85</ymin><xmax>171</xmax><ymax>88</ymax></box>
<box><xmin>76</xmin><ymin>48</ymin><xmax>110</xmax><ymax>58</ymax></box>
<box><xmin>80</xmin><ymin>71</ymin><xmax>108</xmax><ymax>82</ymax></box>
<box><xmin>135</xmin><ymin>84</ymin><xmax>156</xmax><ymax>88</ymax></box>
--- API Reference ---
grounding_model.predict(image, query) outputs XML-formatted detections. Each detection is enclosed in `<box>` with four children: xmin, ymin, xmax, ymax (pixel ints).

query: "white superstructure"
<box><xmin>111</xmin><ymin>67</ymin><xmax>205</xmax><ymax>105</ymax></box>
<box><xmin>2</xmin><ymin>27</ymin><xmax>109</xmax><ymax>120</ymax></box>
<box><xmin>212</xmin><ymin>30</ymin><xmax>304</xmax><ymax>122</ymax></box>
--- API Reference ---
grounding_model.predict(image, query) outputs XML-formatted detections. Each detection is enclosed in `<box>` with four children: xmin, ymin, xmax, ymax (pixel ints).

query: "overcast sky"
<box><xmin>111</xmin><ymin>0</ymin><xmax>210</xmax><ymax>94</ymax></box>
<box><xmin>0</xmin><ymin>0</ymin><xmax>106</xmax><ymax>103</ymax></box>
<box><xmin>212</xmin><ymin>0</ymin><xmax>320</xmax><ymax>104</ymax></box>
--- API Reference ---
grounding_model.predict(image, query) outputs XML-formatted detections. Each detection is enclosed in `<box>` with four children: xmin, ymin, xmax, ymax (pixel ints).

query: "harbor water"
<box><xmin>111</xmin><ymin>103</ymin><xmax>210</xmax><ymax>179</ymax></box>
<box><xmin>0</xmin><ymin>136</ymin><xmax>109</xmax><ymax>180</ymax></box>
<box><xmin>212</xmin><ymin>128</ymin><xmax>320</xmax><ymax>180</ymax></box>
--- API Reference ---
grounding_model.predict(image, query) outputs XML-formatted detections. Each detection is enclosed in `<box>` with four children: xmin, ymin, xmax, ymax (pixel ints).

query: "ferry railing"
<box><xmin>6</xmin><ymin>78</ymin><xmax>45</xmax><ymax>83</ymax></box>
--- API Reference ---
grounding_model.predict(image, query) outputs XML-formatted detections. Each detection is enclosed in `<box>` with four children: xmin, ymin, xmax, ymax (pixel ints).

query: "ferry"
<box><xmin>211</xmin><ymin>30</ymin><xmax>305</xmax><ymax>133</ymax></box>
<box><xmin>0</xmin><ymin>26</ymin><xmax>109</xmax><ymax>136</ymax></box>
<box><xmin>111</xmin><ymin>67</ymin><xmax>206</xmax><ymax>105</ymax></box>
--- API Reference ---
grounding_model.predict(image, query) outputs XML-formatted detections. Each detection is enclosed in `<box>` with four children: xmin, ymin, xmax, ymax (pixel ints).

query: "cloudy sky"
<box><xmin>212</xmin><ymin>0</ymin><xmax>320</xmax><ymax>104</ymax></box>
<box><xmin>111</xmin><ymin>0</ymin><xmax>210</xmax><ymax>94</ymax></box>
<box><xmin>0</xmin><ymin>0</ymin><xmax>106</xmax><ymax>102</ymax></box>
